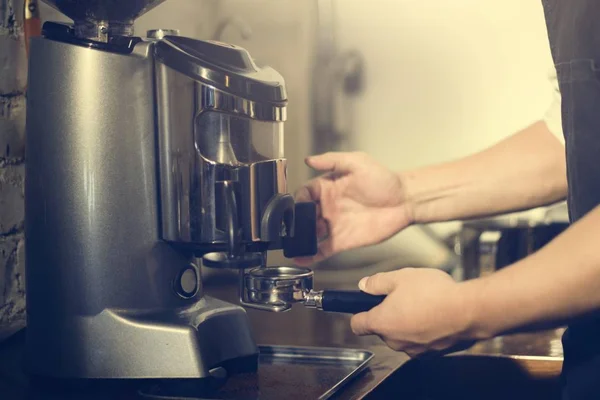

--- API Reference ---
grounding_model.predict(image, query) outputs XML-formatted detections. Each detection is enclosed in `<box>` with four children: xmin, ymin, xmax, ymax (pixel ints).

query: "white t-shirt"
<box><xmin>543</xmin><ymin>71</ymin><xmax>565</xmax><ymax>145</ymax></box>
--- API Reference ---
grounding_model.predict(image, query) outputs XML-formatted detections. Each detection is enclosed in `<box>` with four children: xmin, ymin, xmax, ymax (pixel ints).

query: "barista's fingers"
<box><xmin>350</xmin><ymin>311</ymin><xmax>376</xmax><ymax>336</ymax></box>
<box><xmin>305</xmin><ymin>152</ymin><xmax>357</xmax><ymax>174</ymax></box>
<box><xmin>317</xmin><ymin>236</ymin><xmax>334</xmax><ymax>259</ymax></box>
<box><xmin>293</xmin><ymin>256</ymin><xmax>314</xmax><ymax>266</ymax></box>
<box><xmin>358</xmin><ymin>272</ymin><xmax>397</xmax><ymax>295</ymax></box>
<box><xmin>381</xmin><ymin>338</ymin><xmax>410</xmax><ymax>353</ymax></box>
<box><xmin>316</xmin><ymin>219</ymin><xmax>329</xmax><ymax>241</ymax></box>
<box><xmin>402</xmin><ymin>346</ymin><xmax>428</xmax><ymax>358</ymax></box>
<box><xmin>294</xmin><ymin>184</ymin><xmax>317</xmax><ymax>203</ymax></box>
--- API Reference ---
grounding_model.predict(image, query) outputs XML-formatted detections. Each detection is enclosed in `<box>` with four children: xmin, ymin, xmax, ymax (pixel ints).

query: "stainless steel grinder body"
<box><xmin>24</xmin><ymin>24</ymin><xmax>297</xmax><ymax>379</ymax></box>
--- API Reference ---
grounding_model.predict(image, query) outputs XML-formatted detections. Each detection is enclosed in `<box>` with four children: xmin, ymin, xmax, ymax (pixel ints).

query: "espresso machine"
<box><xmin>24</xmin><ymin>0</ymin><xmax>324</xmax><ymax>381</ymax></box>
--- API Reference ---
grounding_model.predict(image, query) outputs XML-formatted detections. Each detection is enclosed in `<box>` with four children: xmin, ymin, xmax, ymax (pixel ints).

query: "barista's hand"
<box><xmin>294</xmin><ymin>152</ymin><xmax>412</xmax><ymax>266</ymax></box>
<box><xmin>350</xmin><ymin>268</ymin><xmax>476</xmax><ymax>357</ymax></box>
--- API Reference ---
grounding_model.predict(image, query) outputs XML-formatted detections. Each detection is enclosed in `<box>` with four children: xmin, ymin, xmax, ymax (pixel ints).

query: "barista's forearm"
<box><xmin>462</xmin><ymin>205</ymin><xmax>600</xmax><ymax>339</ymax></box>
<box><xmin>401</xmin><ymin>121</ymin><xmax>567</xmax><ymax>224</ymax></box>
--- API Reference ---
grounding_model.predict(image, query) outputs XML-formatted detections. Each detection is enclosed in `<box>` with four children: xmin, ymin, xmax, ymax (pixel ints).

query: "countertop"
<box><xmin>0</xmin><ymin>268</ymin><xmax>566</xmax><ymax>400</ymax></box>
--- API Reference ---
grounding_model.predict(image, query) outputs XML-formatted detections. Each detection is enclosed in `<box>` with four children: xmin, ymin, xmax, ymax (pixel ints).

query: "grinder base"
<box><xmin>25</xmin><ymin>296</ymin><xmax>258</xmax><ymax>379</ymax></box>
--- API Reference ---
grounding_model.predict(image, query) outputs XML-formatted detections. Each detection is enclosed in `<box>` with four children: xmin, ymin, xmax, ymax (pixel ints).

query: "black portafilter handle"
<box><xmin>306</xmin><ymin>290</ymin><xmax>386</xmax><ymax>314</ymax></box>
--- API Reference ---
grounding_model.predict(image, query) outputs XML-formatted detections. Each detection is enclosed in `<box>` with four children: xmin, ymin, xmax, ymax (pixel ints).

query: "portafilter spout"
<box><xmin>41</xmin><ymin>0</ymin><xmax>167</xmax><ymax>41</ymax></box>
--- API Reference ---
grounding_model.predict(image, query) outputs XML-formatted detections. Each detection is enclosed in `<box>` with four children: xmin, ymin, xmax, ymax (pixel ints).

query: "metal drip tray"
<box><xmin>253</xmin><ymin>345</ymin><xmax>373</xmax><ymax>399</ymax></box>
<box><xmin>141</xmin><ymin>345</ymin><xmax>374</xmax><ymax>400</ymax></box>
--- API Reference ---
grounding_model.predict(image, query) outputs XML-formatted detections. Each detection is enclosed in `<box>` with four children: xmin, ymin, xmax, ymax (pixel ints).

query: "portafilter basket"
<box><xmin>241</xmin><ymin>266</ymin><xmax>386</xmax><ymax>314</ymax></box>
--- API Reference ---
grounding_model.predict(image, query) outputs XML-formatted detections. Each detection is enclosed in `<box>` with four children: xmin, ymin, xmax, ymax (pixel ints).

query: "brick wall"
<box><xmin>0</xmin><ymin>0</ymin><xmax>26</xmax><ymax>342</ymax></box>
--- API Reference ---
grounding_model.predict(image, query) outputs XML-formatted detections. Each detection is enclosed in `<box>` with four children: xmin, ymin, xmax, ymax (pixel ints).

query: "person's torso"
<box><xmin>542</xmin><ymin>2</ymin><xmax>600</xmax><ymax>399</ymax></box>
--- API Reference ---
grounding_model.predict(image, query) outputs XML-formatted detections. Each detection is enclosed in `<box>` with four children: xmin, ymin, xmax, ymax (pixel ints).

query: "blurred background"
<box><xmin>38</xmin><ymin>0</ymin><xmax>558</xmax><ymax>272</ymax></box>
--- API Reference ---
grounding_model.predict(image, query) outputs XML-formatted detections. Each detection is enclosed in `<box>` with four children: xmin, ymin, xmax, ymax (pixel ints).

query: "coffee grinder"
<box><xmin>25</xmin><ymin>0</ymin><xmax>389</xmax><ymax>382</ymax></box>
<box><xmin>24</xmin><ymin>0</ymin><xmax>321</xmax><ymax>380</ymax></box>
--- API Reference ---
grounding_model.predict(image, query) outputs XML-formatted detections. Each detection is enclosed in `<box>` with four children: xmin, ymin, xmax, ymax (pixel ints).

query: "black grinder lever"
<box><xmin>304</xmin><ymin>289</ymin><xmax>385</xmax><ymax>314</ymax></box>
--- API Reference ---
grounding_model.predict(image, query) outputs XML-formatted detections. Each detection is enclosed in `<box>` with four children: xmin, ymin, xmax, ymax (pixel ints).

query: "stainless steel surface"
<box><xmin>26</xmin><ymin>37</ymin><xmax>168</xmax><ymax>316</ymax></box>
<box><xmin>154</xmin><ymin>36</ymin><xmax>287</xmax><ymax>110</ymax></box>
<box><xmin>155</xmin><ymin>39</ymin><xmax>291</xmax><ymax>247</ymax></box>
<box><xmin>257</xmin><ymin>345</ymin><xmax>374</xmax><ymax>400</ymax></box>
<box><xmin>304</xmin><ymin>289</ymin><xmax>324</xmax><ymax>310</ymax></box>
<box><xmin>242</xmin><ymin>266</ymin><xmax>314</xmax><ymax>312</ymax></box>
<box><xmin>136</xmin><ymin>345</ymin><xmax>375</xmax><ymax>400</ymax></box>
<box><xmin>25</xmin><ymin>35</ymin><xmax>258</xmax><ymax>379</ymax></box>
<box><xmin>28</xmin><ymin>298</ymin><xmax>256</xmax><ymax>379</ymax></box>
<box><xmin>241</xmin><ymin>267</ymin><xmax>383</xmax><ymax>314</ymax></box>
<box><xmin>41</xmin><ymin>0</ymin><xmax>166</xmax><ymax>41</ymax></box>
<box><xmin>146</xmin><ymin>28</ymin><xmax>179</xmax><ymax>39</ymax></box>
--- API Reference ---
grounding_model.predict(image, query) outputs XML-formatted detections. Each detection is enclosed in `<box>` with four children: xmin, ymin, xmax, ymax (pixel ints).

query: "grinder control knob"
<box><xmin>174</xmin><ymin>264</ymin><xmax>199</xmax><ymax>299</ymax></box>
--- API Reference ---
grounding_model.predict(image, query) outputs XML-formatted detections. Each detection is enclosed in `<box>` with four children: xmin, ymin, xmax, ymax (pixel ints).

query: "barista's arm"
<box><xmin>402</xmin><ymin>120</ymin><xmax>567</xmax><ymax>224</ymax></box>
<box><xmin>464</xmin><ymin>205</ymin><xmax>600</xmax><ymax>338</ymax></box>
<box><xmin>350</xmin><ymin>204</ymin><xmax>600</xmax><ymax>353</ymax></box>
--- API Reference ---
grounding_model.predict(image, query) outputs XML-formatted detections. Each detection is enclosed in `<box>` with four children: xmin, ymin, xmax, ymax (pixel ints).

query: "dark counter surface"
<box><xmin>0</xmin><ymin>268</ymin><xmax>565</xmax><ymax>400</ymax></box>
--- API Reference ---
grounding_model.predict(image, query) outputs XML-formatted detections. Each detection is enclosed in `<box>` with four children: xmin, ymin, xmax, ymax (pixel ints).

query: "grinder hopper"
<box><xmin>41</xmin><ymin>0</ymin><xmax>167</xmax><ymax>41</ymax></box>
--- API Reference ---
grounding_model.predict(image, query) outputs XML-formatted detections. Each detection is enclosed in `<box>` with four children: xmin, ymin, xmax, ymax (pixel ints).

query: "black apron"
<box><xmin>542</xmin><ymin>1</ymin><xmax>600</xmax><ymax>398</ymax></box>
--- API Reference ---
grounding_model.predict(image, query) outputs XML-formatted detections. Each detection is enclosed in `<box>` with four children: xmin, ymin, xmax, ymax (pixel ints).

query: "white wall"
<box><xmin>336</xmin><ymin>0</ymin><xmax>554</xmax><ymax>168</ymax></box>
<box><xmin>319</xmin><ymin>0</ymin><xmax>556</xmax><ymax>268</ymax></box>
